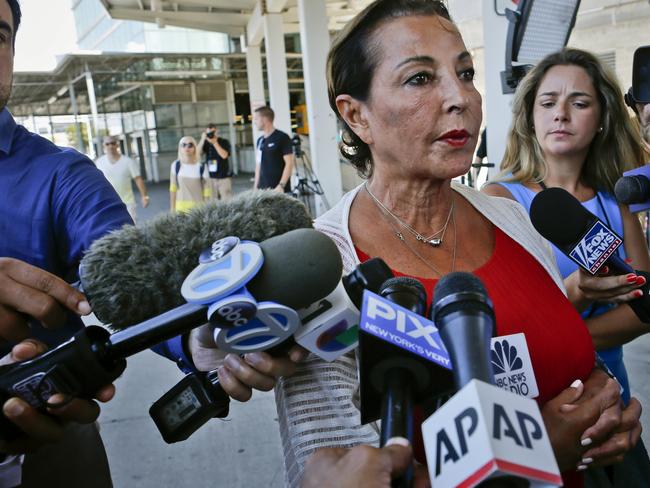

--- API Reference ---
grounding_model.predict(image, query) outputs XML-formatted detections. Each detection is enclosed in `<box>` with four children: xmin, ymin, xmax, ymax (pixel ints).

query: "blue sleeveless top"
<box><xmin>495</xmin><ymin>181</ymin><xmax>630</xmax><ymax>403</ymax></box>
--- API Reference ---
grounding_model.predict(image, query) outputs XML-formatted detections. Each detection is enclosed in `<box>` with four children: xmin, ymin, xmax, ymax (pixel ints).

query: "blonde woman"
<box><xmin>484</xmin><ymin>48</ymin><xmax>650</xmax><ymax>406</ymax></box>
<box><xmin>169</xmin><ymin>136</ymin><xmax>210</xmax><ymax>212</ymax></box>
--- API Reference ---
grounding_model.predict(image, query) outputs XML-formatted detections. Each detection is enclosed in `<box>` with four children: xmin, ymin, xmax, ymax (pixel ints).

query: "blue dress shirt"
<box><xmin>0</xmin><ymin>108</ymin><xmax>132</xmax><ymax>353</ymax></box>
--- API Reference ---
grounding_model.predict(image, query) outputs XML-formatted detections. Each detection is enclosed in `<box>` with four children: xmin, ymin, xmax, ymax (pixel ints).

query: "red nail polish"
<box><xmin>625</xmin><ymin>257</ymin><xmax>633</xmax><ymax>264</ymax></box>
<box><xmin>636</xmin><ymin>276</ymin><xmax>646</xmax><ymax>286</ymax></box>
<box><xmin>627</xmin><ymin>274</ymin><xmax>638</xmax><ymax>284</ymax></box>
<box><xmin>602</xmin><ymin>266</ymin><xmax>609</xmax><ymax>274</ymax></box>
<box><xmin>634</xmin><ymin>290</ymin><xmax>644</xmax><ymax>298</ymax></box>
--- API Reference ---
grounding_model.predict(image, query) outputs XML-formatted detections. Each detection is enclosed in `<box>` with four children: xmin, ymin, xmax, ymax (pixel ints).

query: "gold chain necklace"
<box><xmin>364</xmin><ymin>182</ymin><xmax>453</xmax><ymax>247</ymax></box>
<box><xmin>365</xmin><ymin>185</ymin><xmax>458</xmax><ymax>277</ymax></box>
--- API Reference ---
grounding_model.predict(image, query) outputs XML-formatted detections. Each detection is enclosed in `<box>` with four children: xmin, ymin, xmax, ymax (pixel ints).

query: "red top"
<box><xmin>356</xmin><ymin>227</ymin><xmax>594</xmax><ymax>487</ymax></box>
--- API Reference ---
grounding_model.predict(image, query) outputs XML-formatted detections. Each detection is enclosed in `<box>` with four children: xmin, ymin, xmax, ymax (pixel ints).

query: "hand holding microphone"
<box><xmin>0</xmin><ymin>258</ymin><xmax>92</xmax><ymax>344</ymax></box>
<box><xmin>530</xmin><ymin>187</ymin><xmax>650</xmax><ymax>321</ymax></box>
<box><xmin>0</xmin><ymin>339</ymin><xmax>114</xmax><ymax>455</ymax></box>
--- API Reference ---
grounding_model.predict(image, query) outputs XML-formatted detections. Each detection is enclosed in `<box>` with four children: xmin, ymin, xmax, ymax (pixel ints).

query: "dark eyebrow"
<box><xmin>538</xmin><ymin>91</ymin><xmax>593</xmax><ymax>98</ymax></box>
<box><xmin>395</xmin><ymin>51</ymin><xmax>472</xmax><ymax>70</ymax></box>
<box><xmin>0</xmin><ymin>20</ymin><xmax>12</xmax><ymax>36</ymax></box>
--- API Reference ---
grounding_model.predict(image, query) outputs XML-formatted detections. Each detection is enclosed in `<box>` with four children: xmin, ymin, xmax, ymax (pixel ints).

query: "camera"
<box><xmin>291</xmin><ymin>134</ymin><xmax>302</xmax><ymax>156</ymax></box>
<box><xmin>207</xmin><ymin>131</ymin><xmax>216</xmax><ymax>139</ymax></box>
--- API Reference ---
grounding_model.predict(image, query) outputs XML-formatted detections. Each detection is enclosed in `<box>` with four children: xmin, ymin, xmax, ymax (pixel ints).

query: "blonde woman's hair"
<box><xmin>177</xmin><ymin>136</ymin><xmax>199</xmax><ymax>164</ymax></box>
<box><xmin>498</xmin><ymin>48</ymin><xmax>648</xmax><ymax>193</ymax></box>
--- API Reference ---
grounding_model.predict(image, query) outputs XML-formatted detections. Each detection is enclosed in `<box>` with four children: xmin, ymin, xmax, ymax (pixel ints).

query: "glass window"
<box><xmin>154</xmin><ymin>104</ymin><xmax>181</xmax><ymax>128</ymax></box>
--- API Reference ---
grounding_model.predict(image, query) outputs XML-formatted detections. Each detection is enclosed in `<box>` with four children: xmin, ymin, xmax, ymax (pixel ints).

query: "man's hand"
<box><xmin>301</xmin><ymin>438</ymin><xmax>414</xmax><ymax>488</ymax></box>
<box><xmin>0</xmin><ymin>339</ymin><xmax>115</xmax><ymax>454</ymax></box>
<box><xmin>0</xmin><ymin>258</ymin><xmax>91</xmax><ymax>344</ymax></box>
<box><xmin>188</xmin><ymin>326</ymin><xmax>308</xmax><ymax>402</ymax></box>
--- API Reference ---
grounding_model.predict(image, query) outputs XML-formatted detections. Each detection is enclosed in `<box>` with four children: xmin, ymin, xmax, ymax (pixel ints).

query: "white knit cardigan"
<box><xmin>274</xmin><ymin>181</ymin><xmax>565</xmax><ymax>487</ymax></box>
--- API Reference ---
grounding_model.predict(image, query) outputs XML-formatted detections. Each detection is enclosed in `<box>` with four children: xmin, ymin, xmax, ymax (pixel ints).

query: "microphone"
<box><xmin>358</xmin><ymin>277</ymin><xmax>454</xmax><ymax>469</ymax></box>
<box><xmin>614</xmin><ymin>166</ymin><xmax>650</xmax><ymax>212</ymax></box>
<box><xmin>79</xmin><ymin>190</ymin><xmax>313</xmax><ymax>330</ymax></box>
<box><xmin>422</xmin><ymin>273</ymin><xmax>561</xmax><ymax>487</ymax></box>
<box><xmin>431</xmin><ymin>272</ymin><xmax>495</xmax><ymax>388</ymax></box>
<box><xmin>294</xmin><ymin>258</ymin><xmax>394</xmax><ymax>361</ymax></box>
<box><xmin>0</xmin><ymin>228</ymin><xmax>342</xmax><ymax>441</ymax></box>
<box><xmin>529</xmin><ymin>187</ymin><xmax>633</xmax><ymax>275</ymax></box>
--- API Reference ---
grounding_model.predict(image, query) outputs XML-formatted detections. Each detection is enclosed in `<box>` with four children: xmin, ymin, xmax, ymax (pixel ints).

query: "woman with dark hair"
<box><xmin>484</xmin><ymin>48</ymin><xmax>650</xmax><ymax>406</ymax></box>
<box><xmin>279</xmin><ymin>1</ymin><xmax>640</xmax><ymax>486</ymax></box>
<box><xmin>187</xmin><ymin>2</ymin><xmax>641</xmax><ymax>486</ymax></box>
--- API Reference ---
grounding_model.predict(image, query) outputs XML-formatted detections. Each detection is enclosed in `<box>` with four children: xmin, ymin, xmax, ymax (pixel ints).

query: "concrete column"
<box><xmin>85</xmin><ymin>67</ymin><xmax>100</xmax><ymax>159</ymax></box>
<box><xmin>482</xmin><ymin>0</ymin><xmax>514</xmax><ymax>179</ymax></box>
<box><xmin>298</xmin><ymin>0</ymin><xmax>343</xmax><ymax>209</ymax></box>
<box><xmin>225</xmin><ymin>77</ymin><xmax>239</xmax><ymax>174</ymax></box>
<box><xmin>245</xmin><ymin>43</ymin><xmax>265</xmax><ymax>164</ymax></box>
<box><xmin>263</xmin><ymin>13</ymin><xmax>292</xmax><ymax>135</ymax></box>
<box><xmin>68</xmin><ymin>80</ymin><xmax>84</xmax><ymax>153</ymax></box>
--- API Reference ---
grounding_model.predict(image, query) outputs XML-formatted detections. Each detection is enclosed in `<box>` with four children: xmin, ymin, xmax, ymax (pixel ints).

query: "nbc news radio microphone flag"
<box><xmin>422</xmin><ymin>273</ymin><xmax>561</xmax><ymax>488</ymax></box>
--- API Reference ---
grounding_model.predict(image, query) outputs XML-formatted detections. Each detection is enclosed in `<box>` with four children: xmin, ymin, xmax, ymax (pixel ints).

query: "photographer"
<box><xmin>198</xmin><ymin>123</ymin><xmax>233</xmax><ymax>201</ymax></box>
<box><xmin>253</xmin><ymin>106</ymin><xmax>294</xmax><ymax>193</ymax></box>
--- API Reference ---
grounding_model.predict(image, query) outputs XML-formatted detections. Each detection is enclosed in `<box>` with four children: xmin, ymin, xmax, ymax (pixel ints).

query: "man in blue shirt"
<box><xmin>0</xmin><ymin>1</ymin><xmax>132</xmax><ymax>485</ymax></box>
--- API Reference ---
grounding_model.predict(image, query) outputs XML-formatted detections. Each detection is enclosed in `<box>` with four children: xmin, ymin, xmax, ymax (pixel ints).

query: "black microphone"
<box><xmin>422</xmin><ymin>273</ymin><xmax>561</xmax><ymax>486</ymax></box>
<box><xmin>0</xmin><ymin>228</ymin><xmax>342</xmax><ymax>441</ymax></box>
<box><xmin>431</xmin><ymin>272</ymin><xmax>495</xmax><ymax>389</ymax></box>
<box><xmin>529</xmin><ymin>187</ymin><xmax>633</xmax><ymax>275</ymax></box>
<box><xmin>358</xmin><ymin>276</ymin><xmax>455</xmax><ymax>487</ymax></box>
<box><xmin>614</xmin><ymin>166</ymin><xmax>650</xmax><ymax>213</ymax></box>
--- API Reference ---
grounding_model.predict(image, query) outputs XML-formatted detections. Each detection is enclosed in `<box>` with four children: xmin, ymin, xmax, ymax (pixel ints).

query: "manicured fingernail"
<box><xmin>571</xmin><ymin>379</ymin><xmax>583</xmax><ymax>389</ymax></box>
<box><xmin>244</xmin><ymin>353</ymin><xmax>262</xmax><ymax>366</ymax></box>
<box><xmin>386</xmin><ymin>437</ymin><xmax>410</xmax><ymax>447</ymax></box>
<box><xmin>577</xmin><ymin>464</ymin><xmax>588</xmax><ymax>471</ymax></box>
<box><xmin>602</xmin><ymin>266</ymin><xmax>609</xmax><ymax>274</ymax></box>
<box><xmin>636</xmin><ymin>276</ymin><xmax>646</xmax><ymax>286</ymax></box>
<box><xmin>627</xmin><ymin>274</ymin><xmax>638</xmax><ymax>284</ymax></box>
<box><xmin>581</xmin><ymin>437</ymin><xmax>593</xmax><ymax>447</ymax></box>
<box><xmin>625</xmin><ymin>258</ymin><xmax>633</xmax><ymax>263</ymax></box>
<box><xmin>634</xmin><ymin>290</ymin><xmax>644</xmax><ymax>298</ymax></box>
<box><xmin>77</xmin><ymin>300</ymin><xmax>92</xmax><ymax>315</ymax></box>
<box><xmin>4</xmin><ymin>399</ymin><xmax>24</xmax><ymax>417</ymax></box>
<box><xmin>582</xmin><ymin>457</ymin><xmax>594</xmax><ymax>465</ymax></box>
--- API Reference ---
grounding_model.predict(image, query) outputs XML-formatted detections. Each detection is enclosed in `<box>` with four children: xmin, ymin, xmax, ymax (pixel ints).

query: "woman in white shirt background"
<box><xmin>169</xmin><ymin>136</ymin><xmax>210</xmax><ymax>213</ymax></box>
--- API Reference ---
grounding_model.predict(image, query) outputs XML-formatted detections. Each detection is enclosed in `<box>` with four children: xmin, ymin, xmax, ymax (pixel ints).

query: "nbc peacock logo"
<box><xmin>491</xmin><ymin>339</ymin><xmax>524</xmax><ymax>375</ymax></box>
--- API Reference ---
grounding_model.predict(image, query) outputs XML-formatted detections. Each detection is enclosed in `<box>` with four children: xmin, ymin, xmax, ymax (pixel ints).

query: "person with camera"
<box><xmin>198</xmin><ymin>123</ymin><xmax>233</xmax><ymax>201</ymax></box>
<box><xmin>626</xmin><ymin>46</ymin><xmax>650</xmax><ymax>150</ymax></box>
<box><xmin>253</xmin><ymin>106</ymin><xmax>294</xmax><ymax>193</ymax></box>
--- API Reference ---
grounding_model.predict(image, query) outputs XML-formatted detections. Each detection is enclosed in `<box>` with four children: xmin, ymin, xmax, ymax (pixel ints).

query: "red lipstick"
<box><xmin>438</xmin><ymin>129</ymin><xmax>470</xmax><ymax>148</ymax></box>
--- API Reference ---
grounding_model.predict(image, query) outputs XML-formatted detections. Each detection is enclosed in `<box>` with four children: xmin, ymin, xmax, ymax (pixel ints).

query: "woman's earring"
<box><xmin>598</xmin><ymin>126</ymin><xmax>603</xmax><ymax>132</ymax></box>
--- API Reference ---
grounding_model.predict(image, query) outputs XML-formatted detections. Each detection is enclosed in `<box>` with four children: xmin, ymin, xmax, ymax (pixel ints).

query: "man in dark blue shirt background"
<box><xmin>0</xmin><ymin>1</ymin><xmax>131</xmax><ymax>485</ymax></box>
<box><xmin>253</xmin><ymin>106</ymin><xmax>294</xmax><ymax>193</ymax></box>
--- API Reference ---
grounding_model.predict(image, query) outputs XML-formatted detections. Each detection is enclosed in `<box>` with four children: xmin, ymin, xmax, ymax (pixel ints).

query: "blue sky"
<box><xmin>14</xmin><ymin>0</ymin><xmax>77</xmax><ymax>72</ymax></box>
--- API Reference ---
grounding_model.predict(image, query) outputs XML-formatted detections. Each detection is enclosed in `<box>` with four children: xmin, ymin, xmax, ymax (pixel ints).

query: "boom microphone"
<box><xmin>422</xmin><ymin>272</ymin><xmax>561</xmax><ymax>487</ymax></box>
<box><xmin>529</xmin><ymin>187</ymin><xmax>633</xmax><ymax>275</ymax></box>
<box><xmin>80</xmin><ymin>190</ymin><xmax>313</xmax><ymax>329</ymax></box>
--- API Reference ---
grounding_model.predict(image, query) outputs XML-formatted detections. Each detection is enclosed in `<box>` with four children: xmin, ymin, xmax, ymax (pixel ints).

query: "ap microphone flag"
<box><xmin>421</xmin><ymin>379</ymin><xmax>562</xmax><ymax>487</ymax></box>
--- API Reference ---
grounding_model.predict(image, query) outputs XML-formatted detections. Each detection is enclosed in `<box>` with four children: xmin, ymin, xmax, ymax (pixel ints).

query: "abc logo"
<box><xmin>199</xmin><ymin>236</ymin><xmax>240</xmax><ymax>264</ymax></box>
<box><xmin>209</xmin><ymin>300</ymin><xmax>257</xmax><ymax>328</ymax></box>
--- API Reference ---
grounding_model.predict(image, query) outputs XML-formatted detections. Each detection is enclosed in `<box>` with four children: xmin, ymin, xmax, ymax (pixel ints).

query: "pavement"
<box><xmin>96</xmin><ymin>175</ymin><xmax>650</xmax><ymax>487</ymax></box>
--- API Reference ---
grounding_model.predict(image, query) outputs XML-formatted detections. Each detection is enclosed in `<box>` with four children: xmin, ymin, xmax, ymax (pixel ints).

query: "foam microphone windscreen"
<box><xmin>614</xmin><ymin>175</ymin><xmax>650</xmax><ymax>205</ymax></box>
<box><xmin>529</xmin><ymin>187</ymin><xmax>595</xmax><ymax>250</ymax></box>
<box><xmin>80</xmin><ymin>191</ymin><xmax>313</xmax><ymax>329</ymax></box>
